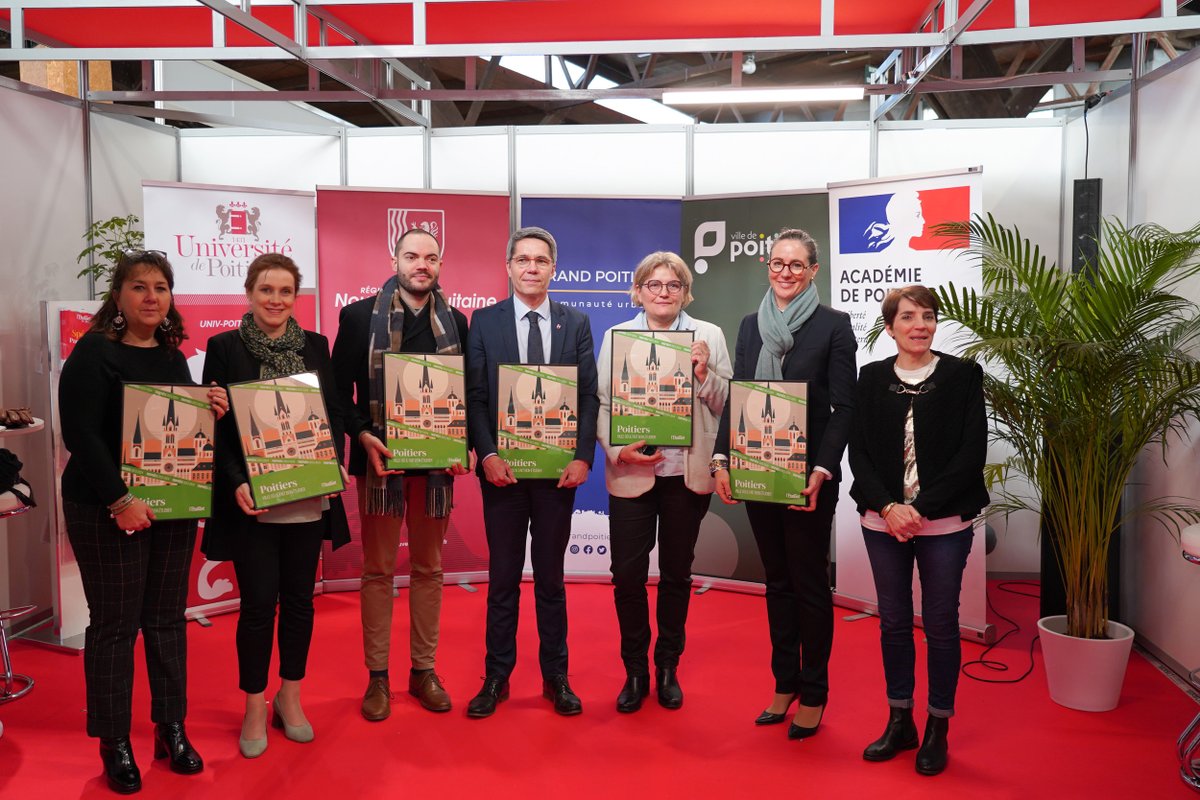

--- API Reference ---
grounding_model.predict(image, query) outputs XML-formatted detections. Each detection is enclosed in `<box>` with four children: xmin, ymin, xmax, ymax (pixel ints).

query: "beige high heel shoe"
<box><xmin>272</xmin><ymin>696</ymin><xmax>314</xmax><ymax>743</ymax></box>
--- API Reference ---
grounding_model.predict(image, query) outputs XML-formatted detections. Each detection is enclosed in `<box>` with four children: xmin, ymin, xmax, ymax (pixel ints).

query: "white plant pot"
<box><xmin>1037</xmin><ymin>615</ymin><xmax>1135</xmax><ymax>712</ymax></box>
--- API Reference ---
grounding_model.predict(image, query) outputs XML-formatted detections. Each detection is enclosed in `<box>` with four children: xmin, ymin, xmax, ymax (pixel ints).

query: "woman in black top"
<box><xmin>59</xmin><ymin>250</ymin><xmax>228</xmax><ymax>794</ymax></box>
<box><xmin>848</xmin><ymin>285</ymin><xmax>988</xmax><ymax>776</ymax></box>
<box><xmin>201</xmin><ymin>253</ymin><xmax>348</xmax><ymax>759</ymax></box>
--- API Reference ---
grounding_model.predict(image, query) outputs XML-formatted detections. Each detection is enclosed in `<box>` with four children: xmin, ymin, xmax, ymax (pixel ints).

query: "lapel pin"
<box><xmin>555</xmin><ymin>323</ymin><xmax>562</xmax><ymax>330</ymax></box>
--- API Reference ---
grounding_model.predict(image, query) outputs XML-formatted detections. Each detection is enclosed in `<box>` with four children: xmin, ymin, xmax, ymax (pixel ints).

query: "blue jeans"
<box><xmin>861</xmin><ymin>525</ymin><xmax>974</xmax><ymax>717</ymax></box>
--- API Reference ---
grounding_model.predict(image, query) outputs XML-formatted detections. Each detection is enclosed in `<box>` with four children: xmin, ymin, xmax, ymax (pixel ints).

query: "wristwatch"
<box><xmin>709</xmin><ymin>455</ymin><xmax>729</xmax><ymax>476</ymax></box>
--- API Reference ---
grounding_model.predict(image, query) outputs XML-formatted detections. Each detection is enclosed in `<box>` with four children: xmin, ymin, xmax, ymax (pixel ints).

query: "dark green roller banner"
<box><xmin>681</xmin><ymin>191</ymin><xmax>830</xmax><ymax>584</ymax></box>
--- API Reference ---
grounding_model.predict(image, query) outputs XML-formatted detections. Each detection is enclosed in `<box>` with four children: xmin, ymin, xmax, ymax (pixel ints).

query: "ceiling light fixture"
<box><xmin>662</xmin><ymin>86</ymin><xmax>865</xmax><ymax>105</ymax></box>
<box><xmin>742</xmin><ymin>54</ymin><xmax>757</xmax><ymax>75</ymax></box>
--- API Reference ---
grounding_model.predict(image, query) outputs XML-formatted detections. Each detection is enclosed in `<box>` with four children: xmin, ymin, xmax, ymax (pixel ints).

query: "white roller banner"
<box><xmin>828</xmin><ymin>168</ymin><xmax>992</xmax><ymax>642</ymax></box>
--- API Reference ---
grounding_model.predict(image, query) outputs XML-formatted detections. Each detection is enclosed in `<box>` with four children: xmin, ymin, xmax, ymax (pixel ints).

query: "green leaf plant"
<box><xmin>867</xmin><ymin>214</ymin><xmax>1200</xmax><ymax>639</ymax></box>
<box><xmin>76</xmin><ymin>214</ymin><xmax>143</xmax><ymax>298</ymax></box>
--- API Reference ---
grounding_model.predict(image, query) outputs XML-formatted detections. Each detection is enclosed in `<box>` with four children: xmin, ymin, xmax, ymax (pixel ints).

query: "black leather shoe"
<box><xmin>863</xmin><ymin>707</ymin><xmax>919</xmax><ymax>762</ymax></box>
<box><xmin>153</xmin><ymin>721</ymin><xmax>204</xmax><ymax>775</ymax></box>
<box><xmin>754</xmin><ymin>694</ymin><xmax>796</xmax><ymax>726</ymax></box>
<box><xmin>99</xmin><ymin>737</ymin><xmax>141</xmax><ymax>794</ymax></box>
<box><xmin>466</xmin><ymin>676</ymin><xmax>509</xmax><ymax>719</ymax></box>
<box><xmin>655</xmin><ymin>668</ymin><xmax>683</xmax><ymax>710</ymax></box>
<box><xmin>787</xmin><ymin>702</ymin><xmax>827</xmax><ymax>740</ymax></box>
<box><xmin>915</xmin><ymin>715</ymin><xmax>950</xmax><ymax>775</ymax></box>
<box><xmin>616</xmin><ymin>674</ymin><xmax>650</xmax><ymax>713</ymax></box>
<box><xmin>542</xmin><ymin>674</ymin><xmax>582</xmax><ymax>716</ymax></box>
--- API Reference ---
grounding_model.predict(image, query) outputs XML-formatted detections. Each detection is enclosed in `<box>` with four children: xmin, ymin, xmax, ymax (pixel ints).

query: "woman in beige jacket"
<box><xmin>596</xmin><ymin>251</ymin><xmax>732</xmax><ymax>713</ymax></box>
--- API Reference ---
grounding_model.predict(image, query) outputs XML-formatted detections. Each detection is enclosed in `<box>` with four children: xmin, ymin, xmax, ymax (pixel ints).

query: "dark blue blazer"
<box><xmin>715</xmin><ymin>304</ymin><xmax>857</xmax><ymax>481</ymax></box>
<box><xmin>465</xmin><ymin>297</ymin><xmax>599</xmax><ymax>473</ymax></box>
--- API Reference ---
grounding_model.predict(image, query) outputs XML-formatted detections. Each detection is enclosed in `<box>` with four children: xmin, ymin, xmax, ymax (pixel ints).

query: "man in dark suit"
<box><xmin>464</xmin><ymin>226</ymin><xmax>599</xmax><ymax>718</ymax></box>
<box><xmin>331</xmin><ymin>228</ymin><xmax>471</xmax><ymax>722</ymax></box>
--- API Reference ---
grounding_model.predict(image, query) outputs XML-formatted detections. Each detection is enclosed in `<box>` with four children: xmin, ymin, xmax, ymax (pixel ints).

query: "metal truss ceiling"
<box><xmin>1</xmin><ymin>0</ymin><xmax>1197</xmax><ymax>127</ymax></box>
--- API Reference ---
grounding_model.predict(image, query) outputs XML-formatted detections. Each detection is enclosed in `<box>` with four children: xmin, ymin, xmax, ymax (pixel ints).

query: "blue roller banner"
<box><xmin>520</xmin><ymin>196</ymin><xmax>682</xmax><ymax>575</ymax></box>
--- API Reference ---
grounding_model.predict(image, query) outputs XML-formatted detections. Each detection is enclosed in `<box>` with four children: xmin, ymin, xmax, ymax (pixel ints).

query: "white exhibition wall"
<box><xmin>0</xmin><ymin>87</ymin><xmax>90</xmax><ymax>615</ymax></box>
<box><xmin>6</xmin><ymin>57</ymin><xmax>1198</xmax><ymax>673</ymax></box>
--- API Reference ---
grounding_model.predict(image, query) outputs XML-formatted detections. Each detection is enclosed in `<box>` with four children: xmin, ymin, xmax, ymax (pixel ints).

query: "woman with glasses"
<box><xmin>201</xmin><ymin>253</ymin><xmax>349</xmax><ymax>758</ymax></box>
<box><xmin>713</xmin><ymin>228</ymin><xmax>856</xmax><ymax>739</ymax></box>
<box><xmin>849</xmin><ymin>286</ymin><xmax>987</xmax><ymax>775</ymax></box>
<box><xmin>596</xmin><ymin>251</ymin><xmax>731</xmax><ymax>712</ymax></box>
<box><xmin>59</xmin><ymin>250</ymin><xmax>229</xmax><ymax>794</ymax></box>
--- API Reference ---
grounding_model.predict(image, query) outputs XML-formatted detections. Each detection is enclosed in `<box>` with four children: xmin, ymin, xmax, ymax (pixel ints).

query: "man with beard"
<box><xmin>332</xmin><ymin>227</ymin><xmax>471</xmax><ymax>721</ymax></box>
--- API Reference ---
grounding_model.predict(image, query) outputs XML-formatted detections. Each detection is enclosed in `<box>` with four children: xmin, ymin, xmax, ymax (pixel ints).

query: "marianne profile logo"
<box><xmin>838</xmin><ymin>186</ymin><xmax>969</xmax><ymax>254</ymax></box>
<box><xmin>215</xmin><ymin>201</ymin><xmax>262</xmax><ymax>240</ymax></box>
<box><xmin>388</xmin><ymin>208</ymin><xmax>445</xmax><ymax>255</ymax></box>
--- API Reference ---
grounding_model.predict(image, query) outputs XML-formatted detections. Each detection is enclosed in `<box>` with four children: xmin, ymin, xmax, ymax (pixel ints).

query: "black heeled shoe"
<box><xmin>99</xmin><ymin>736</ymin><xmax>141</xmax><ymax>794</ymax></box>
<box><xmin>153</xmin><ymin>721</ymin><xmax>204</xmax><ymax>775</ymax></box>
<box><xmin>863</xmin><ymin>706</ymin><xmax>919</xmax><ymax>761</ymax></box>
<box><xmin>754</xmin><ymin>694</ymin><xmax>797</xmax><ymax>726</ymax></box>
<box><xmin>787</xmin><ymin>702</ymin><xmax>827</xmax><ymax>740</ymax></box>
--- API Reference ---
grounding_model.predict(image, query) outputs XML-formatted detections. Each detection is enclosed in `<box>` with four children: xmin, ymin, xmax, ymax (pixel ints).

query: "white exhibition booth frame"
<box><xmin>2</xmin><ymin>45</ymin><xmax>1199</xmax><ymax>678</ymax></box>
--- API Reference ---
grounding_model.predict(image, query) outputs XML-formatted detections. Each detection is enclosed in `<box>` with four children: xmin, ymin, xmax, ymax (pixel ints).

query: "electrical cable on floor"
<box><xmin>961</xmin><ymin>580</ymin><xmax>1040</xmax><ymax>684</ymax></box>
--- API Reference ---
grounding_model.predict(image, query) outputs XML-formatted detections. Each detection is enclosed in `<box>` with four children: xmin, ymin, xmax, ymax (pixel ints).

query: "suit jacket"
<box><xmin>329</xmin><ymin>294</ymin><xmax>470</xmax><ymax>477</ymax></box>
<box><xmin>597</xmin><ymin>316</ymin><xmax>732</xmax><ymax>497</ymax></box>
<box><xmin>714</xmin><ymin>304</ymin><xmax>857</xmax><ymax>481</ymax></box>
<box><xmin>466</xmin><ymin>297</ymin><xmax>599</xmax><ymax>472</ymax></box>
<box><xmin>200</xmin><ymin>328</ymin><xmax>350</xmax><ymax>561</ymax></box>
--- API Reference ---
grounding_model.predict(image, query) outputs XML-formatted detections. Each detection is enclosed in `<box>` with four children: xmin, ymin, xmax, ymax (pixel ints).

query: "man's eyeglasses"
<box><xmin>510</xmin><ymin>256</ymin><xmax>553</xmax><ymax>269</ymax></box>
<box><xmin>767</xmin><ymin>259</ymin><xmax>812</xmax><ymax>275</ymax></box>
<box><xmin>640</xmin><ymin>280</ymin><xmax>684</xmax><ymax>295</ymax></box>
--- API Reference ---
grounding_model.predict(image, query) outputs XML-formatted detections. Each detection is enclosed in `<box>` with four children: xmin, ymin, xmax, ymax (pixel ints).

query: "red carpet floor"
<box><xmin>1</xmin><ymin>580</ymin><xmax>1196</xmax><ymax>799</ymax></box>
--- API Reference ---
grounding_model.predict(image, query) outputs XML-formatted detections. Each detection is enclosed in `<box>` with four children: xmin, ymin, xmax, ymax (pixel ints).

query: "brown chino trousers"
<box><xmin>359</xmin><ymin>477</ymin><xmax>448</xmax><ymax>671</ymax></box>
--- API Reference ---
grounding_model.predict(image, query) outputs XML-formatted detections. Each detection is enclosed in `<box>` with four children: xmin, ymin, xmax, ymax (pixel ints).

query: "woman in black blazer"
<box><xmin>202</xmin><ymin>253</ymin><xmax>349</xmax><ymax>759</ymax></box>
<box><xmin>712</xmin><ymin>228</ymin><xmax>857</xmax><ymax>740</ymax></box>
<box><xmin>848</xmin><ymin>285</ymin><xmax>988</xmax><ymax>776</ymax></box>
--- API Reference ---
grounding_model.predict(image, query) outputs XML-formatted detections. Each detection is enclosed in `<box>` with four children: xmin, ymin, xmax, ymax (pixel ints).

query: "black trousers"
<box><xmin>745</xmin><ymin>478</ymin><xmax>839</xmax><ymax>707</ymax></box>
<box><xmin>608</xmin><ymin>476</ymin><xmax>710</xmax><ymax>676</ymax></box>
<box><xmin>230</xmin><ymin>518</ymin><xmax>325</xmax><ymax>694</ymax></box>
<box><xmin>480</xmin><ymin>479</ymin><xmax>576</xmax><ymax>680</ymax></box>
<box><xmin>64</xmin><ymin>500</ymin><xmax>197</xmax><ymax>739</ymax></box>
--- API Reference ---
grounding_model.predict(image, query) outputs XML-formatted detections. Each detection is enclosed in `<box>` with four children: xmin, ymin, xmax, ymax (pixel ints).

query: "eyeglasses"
<box><xmin>767</xmin><ymin>259</ymin><xmax>811</xmax><ymax>275</ymax></box>
<box><xmin>510</xmin><ymin>256</ymin><xmax>553</xmax><ymax>269</ymax></box>
<box><xmin>640</xmin><ymin>280</ymin><xmax>684</xmax><ymax>295</ymax></box>
<box><xmin>122</xmin><ymin>248</ymin><xmax>168</xmax><ymax>259</ymax></box>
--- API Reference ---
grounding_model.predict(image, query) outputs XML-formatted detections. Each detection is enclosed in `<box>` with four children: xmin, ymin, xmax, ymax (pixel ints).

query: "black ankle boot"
<box><xmin>153</xmin><ymin>721</ymin><xmax>204</xmax><ymax>775</ymax></box>
<box><xmin>915</xmin><ymin>715</ymin><xmax>950</xmax><ymax>775</ymax></box>
<box><xmin>99</xmin><ymin>736</ymin><xmax>142</xmax><ymax>794</ymax></box>
<box><xmin>862</xmin><ymin>706</ymin><xmax>919</xmax><ymax>762</ymax></box>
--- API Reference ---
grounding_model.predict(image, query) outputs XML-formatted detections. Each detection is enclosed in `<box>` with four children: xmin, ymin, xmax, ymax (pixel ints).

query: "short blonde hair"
<box><xmin>629</xmin><ymin>251</ymin><xmax>694</xmax><ymax>308</ymax></box>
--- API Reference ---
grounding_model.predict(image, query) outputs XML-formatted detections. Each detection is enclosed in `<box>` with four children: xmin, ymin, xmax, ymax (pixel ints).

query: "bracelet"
<box><xmin>709</xmin><ymin>456</ymin><xmax>729</xmax><ymax>476</ymax></box>
<box><xmin>881</xmin><ymin>502</ymin><xmax>897</xmax><ymax>519</ymax></box>
<box><xmin>108</xmin><ymin>492</ymin><xmax>135</xmax><ymax>517</ymax></box>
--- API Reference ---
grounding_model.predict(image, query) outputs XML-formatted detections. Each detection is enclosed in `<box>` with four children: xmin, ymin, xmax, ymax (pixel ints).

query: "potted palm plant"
<box><xmin>926</xmin><ymin>214</ymin><xmax>1200</xmax><ymax>711</ymax></box>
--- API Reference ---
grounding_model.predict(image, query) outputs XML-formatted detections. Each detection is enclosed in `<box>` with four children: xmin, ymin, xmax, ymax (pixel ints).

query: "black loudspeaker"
<box><xmin>1072</xmin><ymin>178</ymin><xmax>1102</xmax><ymax>275</ymax></box>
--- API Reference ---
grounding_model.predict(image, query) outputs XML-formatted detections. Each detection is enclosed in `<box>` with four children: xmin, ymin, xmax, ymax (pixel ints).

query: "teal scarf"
<box><xmin>755</xmin><ymin>283</ymin><xmax>819</xmax><ymax>380</ymax></box>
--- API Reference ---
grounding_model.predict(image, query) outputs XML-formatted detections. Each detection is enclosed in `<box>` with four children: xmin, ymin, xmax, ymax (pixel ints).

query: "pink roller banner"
<box><xmin>315</xmin><ymin>187</ymin><xmax>511</xmax><ymax>583</ymax></box>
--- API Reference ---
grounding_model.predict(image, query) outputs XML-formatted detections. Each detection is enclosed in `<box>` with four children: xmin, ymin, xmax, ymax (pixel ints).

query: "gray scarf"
<box><xmin>755</xmin><ymin>283</ymin><xmax>819</xmax><ymax>380</ymax></box>
<box><xmin>238</xmin><ymin>313</ymin><xmax>307</xmax><ymax>379</ymax></box>
<box><xmin>366</xmin><ymin>275</ymin><xmax>462</xmax><ymax>518</ymax></box>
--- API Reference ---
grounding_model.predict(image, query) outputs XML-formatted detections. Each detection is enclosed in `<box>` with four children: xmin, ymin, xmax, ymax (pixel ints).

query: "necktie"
<box><xmin>525</xmin><ymin>310</ymin><xmax>545</xmax><ymax>365</ymax></box>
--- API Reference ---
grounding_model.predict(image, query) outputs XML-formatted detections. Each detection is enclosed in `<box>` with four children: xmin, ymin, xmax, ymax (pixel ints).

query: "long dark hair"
<box><xmin>88</xmin><ymin>251</ymin><xmax>187</xmax><ymax>349</ymax></box>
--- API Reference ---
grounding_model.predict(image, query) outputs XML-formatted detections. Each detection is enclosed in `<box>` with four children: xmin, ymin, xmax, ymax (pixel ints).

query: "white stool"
<box><xmin>0</xmin><ymin>603</ymin><xmax>35</xmax><ymax>703</ymax></box>
<box><xmin>1178</xmin><ymin>525</ymin><xmax>1200</xmax><ymax>792</ymax></box>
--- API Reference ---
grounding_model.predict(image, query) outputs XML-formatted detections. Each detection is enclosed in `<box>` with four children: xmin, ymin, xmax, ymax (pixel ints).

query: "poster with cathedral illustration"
<box><xmin>610</xmin><ymin>330</ymin><xmax>694</xmax><ymax>447</ymax></box>
<box><xmin>496</xmin><ymin>364</ymin><xmax>579</xmax><ymax>479</ymax></box>
<box><xmin>121</xmin><ymin>383</ymin><xmax>215</xmax><ymax>519</ymax></box>
<box><xmin>228</xmin><ymin>372</ymin><xmax>345</xmax><ymax>509</ymax></box>
<box><xmin>728</xmin><ymin>380</ymin><xmax>808</xmax><ymax>506</ymax></box>
<box><xmin>383</xmin><ymin>353</ymin><xmax>468</xmax><ymax>469</ymax></box>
